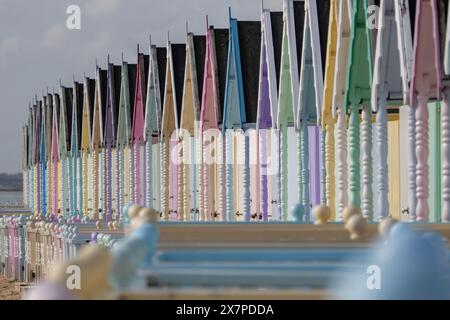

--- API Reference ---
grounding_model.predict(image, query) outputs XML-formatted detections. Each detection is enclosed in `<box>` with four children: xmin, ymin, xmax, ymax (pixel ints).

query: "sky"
<box><xmin>0</xmin><ymin>0</ymin><xmax>282</xmax><ymax>173</ymax></box>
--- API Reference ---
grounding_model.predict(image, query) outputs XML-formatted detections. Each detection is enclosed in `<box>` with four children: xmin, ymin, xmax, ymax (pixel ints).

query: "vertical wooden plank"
<box><xmin>429</xmin><ymin>101</ymin><xmax>441</xmax><ymax>222</ymax></box>
<box><xmin>388</xmin><ymin>114</ymin><xmax>400</xmax><ymax>220</ymax></box>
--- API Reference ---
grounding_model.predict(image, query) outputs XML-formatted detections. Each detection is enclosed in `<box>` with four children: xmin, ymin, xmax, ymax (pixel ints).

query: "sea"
<box><xmin>0</xmin><ymin>191</ymin><xmax>23</xmax><ymax>206</ymax></box>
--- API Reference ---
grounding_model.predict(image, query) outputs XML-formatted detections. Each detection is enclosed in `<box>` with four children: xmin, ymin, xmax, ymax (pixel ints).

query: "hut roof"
<box><xmin>238</xmin><ymin>21</ymin><xmax>261</xmax><ymax>123</ymax></box>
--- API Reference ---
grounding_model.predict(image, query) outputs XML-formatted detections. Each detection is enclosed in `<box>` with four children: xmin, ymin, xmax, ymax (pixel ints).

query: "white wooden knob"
<box><xmin>313</xmin><ymin>205</ymin><xmax>331</xmax><ymax>225</ymax></box>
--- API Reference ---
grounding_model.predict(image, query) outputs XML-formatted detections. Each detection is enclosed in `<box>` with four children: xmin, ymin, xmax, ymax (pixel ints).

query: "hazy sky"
<box><xmin>0</xmin><ymin>0</ymin><xmax>282</xmax><ymax>173</ymax></box>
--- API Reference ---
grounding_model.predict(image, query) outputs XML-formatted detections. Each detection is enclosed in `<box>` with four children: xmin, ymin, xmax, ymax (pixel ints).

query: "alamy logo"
<box><xmin>66</xmin><ymin>265</ymin><xmax>81</xmax><ymax>290</ymax></box>
<box><xmin>66</xmin><ymin>5</ymin><xmax>81</xmax><ymax>30</ymax></box>
<box><xmin>367</xmin><ymin>5</ymin><xmax>381</xmax><ymax>30</ymax></box>
<box><xmin>366</xmin><ymin>265</ymin><xmax>381</xmax><ymax>290</ymax></box>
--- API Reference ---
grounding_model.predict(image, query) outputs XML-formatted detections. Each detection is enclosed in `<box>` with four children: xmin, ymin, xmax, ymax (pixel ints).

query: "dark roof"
<box><xmin>86</xmin><ymin>77</ymin><xmax>96</xmax><ymax>134</ymax></box>
<box><xmin>438</xmin><ymin>0</ymin><xmax>448</xmax><ymax>66</ymax></box>
<box><xmin>193</xmin><ymin>35</ymin><xmax>206</xmax><ymax>102</ymax></box>
<box><xmin>238</xmin><ymin>21</ymin><xmax>261</xmax><ymax>123</ymax></box>
<box><xmin>105</xmin><ymin>63</ymin><xmax>121</xmax><ymax>146</ymax></box>
<box><xmin>213</xmin><ymin>28</ymin><xmax>229</xmax><ymax>123</ymax></box>
<box><xmin>270</xmin><ymin>11</ymin><xmax>283</xmax><ymax>91</ymax></box>
<box><xmin>34</xmin><ymin>102</ymin><xmax>41</xmax><ymax>163</ymax></box>
<box><xmin>74</xmin><ymin>81</ymin><xmax>84</xmax><ymax>151</ymax></box>
<box><xmin>410</xmin><ymin>0</ymin><xmax>417</xmax><ymax>38</ymax></box>
<box><xmin>171</xmin><ymin>44</ymin><xmax>186</xmax><ymax>125</ymax></box>
<box><xmin>45</xmin><ymin>94</ymin><xmax>53</xmax><ymax>161</ymax></box>
<box><xmin>317</xmin><ymin>0</ymin><xmax>330</xmax><ymax>78</ymax></box>
<box><xmin>62</xmin><ymin>87</ymin><xmax>73</xmax><ymax>151</ymax></box>
<box><xmin>113</xmin><ymin>65</ymin><xmax>121</xmax><ymax>135</ymax></box>
<box><xmin>143</xmin><ymin>54</ymin><xmax>149</xmax><ymax>87</ymax></box>
<box><xmin>127</xmin><ymin>64</ymin><xmax>137</xmax><ymax>122</ymax></box>
<box><xmin>99</xmin><ymin>68</ymin><xmax>108</xmax><ymax>135</ymax></box>
<box><xmin>142</xmin><ymin>54</ymin><xmax>149</xmax><ymax>105</ymax></box>
<box><xmin>293</xmin><ymin>1</ymin><xmax>305</xmax><ymax>76</ymax></box>
<box><xmin>156</xmin><ymin>47</ymin><xmax>167</xmax><ymax>107</ymax></box>
<box><xmin>53</xmin><ymin>93</ymin><xmax>60</xmax><ymax>133</ymax></box>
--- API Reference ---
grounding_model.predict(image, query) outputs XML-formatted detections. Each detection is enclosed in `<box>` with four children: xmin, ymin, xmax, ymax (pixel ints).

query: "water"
<box><xmin>0</xmin><ymin>191</ymin><xmax>23</xmax><ymax>206</ymax></box>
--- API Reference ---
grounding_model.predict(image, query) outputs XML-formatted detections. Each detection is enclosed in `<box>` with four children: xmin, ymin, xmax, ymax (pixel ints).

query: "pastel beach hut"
<box><xmin>331</xmin><ymin>0</ymin><xmax>352</xmax><ymax>220</ymax></box>
<box><xmin>50</xmin><ymin>92</ymin><xmax>60</xmax><ymax>215</ymax></box>
<box><xmin>178</xmin><ymin>29</ymin><xmax>206</xmax><ymax>221</ymax></box>
<box><xmin>344</xmin><ymin>0</ymin><xmax>373</xmax><ymax>217</ymax></box>
<box><xmin>104</xmin><ymin>59</ymin><xmax>121</xmax><ymax>221</ymax></box>
<box><xmin>320</xmin><ymin>0</ymin><xmax>338</xmax><ymax>219</ymax></box>
<box><xmin>80</xmin><ymin>76</ymin><xmax>96</xmax><ymax>217</ymax></box>
<box><xmin>34</xmin><ymin>100</ymin><xmax>42</xmax><ymax>215</ymax></box>
<box><xmin>70</xmin><ymin>81</ymin><xmax>84</xmax><ymax>217</ymax></box>
<box><xmin>22</xmin><ymin>123</ymin><xmax>29</xmax><ymax>209</ymax></box>
<box><xmin>132</xmin><ymin>47</ymin><xmax>149</xmax><ymax>208</ymax></box>
<box><xmin>40</xmin><ymin>94</ymin><xmax>52</xmax><ymax>216</ymax></box>
<box><xmin>143</xmin><ymin>42</ymin><xmax>167</xmax><ymax>214</ymax></box>
<box><xmin>27</xmin><ymin>105</ymin><xmax>35</xmax><ymax>212</ymax></box>
<box><xmin>441</xmin><ymin>0</ymin><xmax>450</xmax><ymax>221</ymax></box>
<box><xmin>222</xmin><ymin>9</ymin><xmax>261</xmax><ymax>221</ymax></box>
<box><xmin>296</xmin><ymin>0</ymin><xmax>329</xmax><ymax>220</ymax></box>
<box><xmin>409</xmin><ymin>0</ymin><xmax>442</xmax><ymax>222</ymax></box>
<box><xmin>116</xmin><ymin>59</ymin><xmax>137</xmax><ymax>219</ymax></box>
<box><xmin>277</xmin><ymin>0</ymin><xmax>304</xmax><ymax>220</ymax></box>
<box><xmin>58</xmin><ymin>85</ymin><xmax>73</xmax><ymax>217</ymax></box>
<box><xmin>160</xmin><ymin>36</ymin><xmax>186</xmax><ymax>221</ymax></box>
<box><xmin>91</xmin><ymin>65</ymin><xmax>108</xmax><ymax>220</ymax></box>
<box><xmin>199</xmin><ymin>20</ymin><xmax>229</xmax><ymax>221</ymax></box>
<box><xmin>371</xmin><ymin>0</ymin><xmax>415</xmax><ymax>220</ymax></box>
<box><xmin>257</xmin><ymin>6</ymin><xmax>283</xmax><ymax>221</ymax></box>
<box><xmin>45</xmin><ymin>94</ymin><xmax>54</xmax><ymax>216</ymax></box>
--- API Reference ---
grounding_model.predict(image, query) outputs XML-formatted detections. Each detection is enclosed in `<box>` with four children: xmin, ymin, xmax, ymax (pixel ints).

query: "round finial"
<box><xmin>291</xmin><ymin>203</ymin><xmax>306</xmax><ymax>223</ymax></box>
<box><xmin>346</xmin><ymin>214</ymin><xmax>368</xmax><ymax>240</ymax></box>
<box><xmin>112</xmin><ymin>221</ymin><xmax>119</xmax><ymax>230</ymax></box>
<box><xmin>342</xmin><ymin>206</ymin><xmax>362</xmax><ymax>224</ymax></box>
<box><xmin>138</xmin><ymin>207</ymin><xmax>158</xmax><ymax>224</ymax></box>
<box><xmin>313</xmin><ymin>205</ymin><xmax>331</xmax><ymax>225</ymax></box>
<box><xmin>127</xmin><ymin>204</ymin><xmax>143</xmax><ymax>221</ymax></box>
<box><xmin>95</xmin><ymin>220</ymin><xmax>101</xmax><ymax>230</ymax></box>
<box><xmin>378</xmin><ymin>217</ymin><xmax>398</xmax><ymax>239</ymax></box>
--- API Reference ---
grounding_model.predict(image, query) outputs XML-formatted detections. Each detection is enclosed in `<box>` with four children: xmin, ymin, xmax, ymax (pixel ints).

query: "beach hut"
<box><xmin>178</xmin><ymin>29</ymin><xmax>206</xmax><ymax>221</ymax></box>
<box><xmin>132</xmin><ymin>48</ymin><xmax>149</xmax><ymax>208</ymax></box>
<box><xmin>199</xmin><ymin>20</ymin><xmax>229</xmax><ymax>221</ymax></box>
<box><xmin>104</xmin><ymin>60</ymin><xmax>121</xmax><ymax>221</ymax></box>
<box><xmin>410</xmin><ymin>0</ymin><xmax>442</xmax><ymax>222</ymax></box>
<box><xmin>391</xmin><ymin>0</ymin><xmax>415</xmax><ymax>221</ymax></box>
<box><xmin>371</xmin><ymin>0</ymin><xmax>415</xmax><ymax>220</ymax></box>
<box><xmin>70</xmin><ymin>81</ymin><xmax>84</xmax><ymax>217</ymax></box>
<box><xmin>257</xmin><ymin>6</ymin><xmax>283</xmax><ymax>221</ymax></box>
<box><xmin>143</xmin><ymin>42</ymin><xmax>166</xmax><ymax>214</ymax></box>
<box><xmin>332</xmin><ymin>0</ymin><xmax>352</xmax><ymax>220</ymax></box>
<box><xmin>441</xmin><ymin>0</ymin><xmax>450</xmax><ymax>222</ymax></box>
<box><xmin>80</xmin><ymin>77</ymin><xmax>95</xmax><ymax>217</ymax></box>
<box><xmin>221</xmin><ymin>9</ymin><xmax>261</xmax><ymax>221</ymax></box>
<box><xmin>45</xmin><ymin>94</ymin><xmax>53</xmax><ymax>216</ymax></box>
<box><xmin>116</xmin><ymin>60</ymin><xmax>137</xmax><ymax>219</ymax></box>
<box><xmin>277</xmin><ymin>0</ymin><xmax>304</xmax><ymax>220</ymax></box>
<box><xmin>27</xmin><ymin>106</ymin><xmax>34</xmax><ymax>211</ymax></box>
<box><xmin>344</xmin><ymin>0</ymin><xmax>373</xmax><ymax>217</ymax></box>
<box><xmin>34</xmin><ymin>101</ymin><xmax>42</xmax><ymax>215</ymax></box>
<box><xmin>50</xmin><ymin>92</ymin><xmax>60</xmax><ymax>215</ymax></box>
<box><xmin>321</xmin><ymin>0</ymin><xmax>337</xmax><ymax>219</ymax></box>
<box><xmin>22</xmin><ymin>124</ymin><xmax>28</xmax><ymax>207</ymax></box>
<box><xmin>297</xmin><ymin>0</ymin><xmax>329</xmax><ymax>220</ymax></box>
<box><xmin>91</xmin><ymin>66</ymin><xmax>108</xmax><ymax>220</ymax></box>
<box><xmin>58</xmin><ymin>86</ymin><xmax>73</xmax><ymax>217</ymax></box>
<box><xmin>160</xmin><ymin>37</ymin><xmax>185</xmax><ymax>221</ymax></box>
